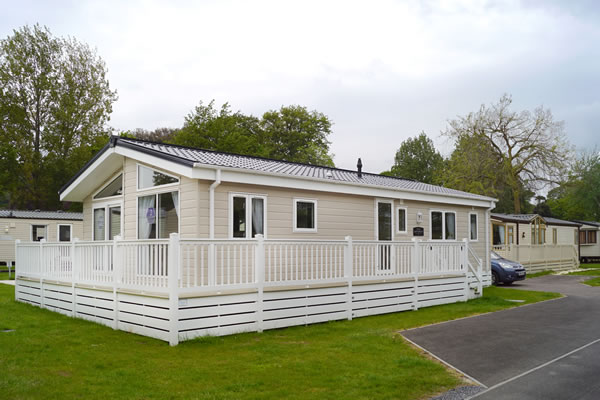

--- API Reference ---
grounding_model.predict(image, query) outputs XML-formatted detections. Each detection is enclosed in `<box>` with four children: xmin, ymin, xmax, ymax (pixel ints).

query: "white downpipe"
<box><xmin>209</xmin><ymin>169</ymin><xmax>222</xmax><ymax>239</ymax></box>
<box><xmin>485</xmin><ymin>205</ymin><xmax>494</xmax><ymax>282</ymax></box>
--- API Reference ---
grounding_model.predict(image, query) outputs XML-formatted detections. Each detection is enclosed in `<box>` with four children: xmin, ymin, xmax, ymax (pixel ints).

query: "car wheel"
<box><xmin>492</xmin><ymin>272</ymin><xmax>499</xmax><ymax>286</ymax></box>
<box><xmin>504</xmin><ymin>281</ymin><xmax>513</xmax><ymax>286</ymax></box>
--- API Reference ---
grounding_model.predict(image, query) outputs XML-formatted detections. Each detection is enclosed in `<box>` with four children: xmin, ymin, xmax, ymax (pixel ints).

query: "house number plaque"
<box><xmin>413</xmin><ymin>227</ymin><xmax>424</xmax><ymax>236</ymax></box>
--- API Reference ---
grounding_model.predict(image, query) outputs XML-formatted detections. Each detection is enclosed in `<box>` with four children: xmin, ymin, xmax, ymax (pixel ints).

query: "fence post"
<box><xmin>462</xmin><ymin>238</ymin><xmax>469</xmax><ymax>301</ymax></box>
<box><xmin>112</xmin><ymin>236</ymin><xmax>122</xmax><ymax>330</ymax></box>
<box><xmin>71</xmin><ymin>238</ymin><xmax>79</xmax><ymax>317</ymax></box>
<box><xmin>14</xmin><ymin>239</ymin><xmax>20</xmax><ymax>301</ymax></box>
<box><xmin>412</xmin><ymin>238</ymin><xmax>420</xmax><ymax>311</ymax></box>
<box><xmin>168</xmin><ymin>233</ymin><xmax>180</xmax><ymax>346</ymax></box>
<box><xmin>344</xmin><ymin>236</ymin><xmax>353</xmax><ymax>321</ymax></box>
<box><xmin>255</xmin><ymin>234</ymin><xmax>265</xmax><ymax>332</ymax></box>
<box><xmin>40</xmin><ymin>239</ymin><xmax>46</xmax><ymax>308</ymax></box>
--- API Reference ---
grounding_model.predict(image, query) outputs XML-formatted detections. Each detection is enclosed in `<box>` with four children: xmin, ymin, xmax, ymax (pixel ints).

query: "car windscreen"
<box><xmin>491</xmin><ymin>251</ymin><xmax>502</xmax><ymax>260</ymax></box>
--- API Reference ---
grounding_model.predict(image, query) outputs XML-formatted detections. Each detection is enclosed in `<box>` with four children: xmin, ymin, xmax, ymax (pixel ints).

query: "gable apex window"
<box><xmin>138</xmin><ymin>164</ymin><xmax>179</xmax><ymax>190</ymax></box>
<box><xmin>94</xmin><ymin>174</ymin><xmax>123</xmax><ymax>199</ymax></box>
<box><xmin>294</xmin><ymin>199</ymin><xmax>317</xmax><ymax>232</ymax></box>
<box><xmin>430</xmin><ymin>210</ymin><xmax>456</xmax><ymax>240</ymax></box>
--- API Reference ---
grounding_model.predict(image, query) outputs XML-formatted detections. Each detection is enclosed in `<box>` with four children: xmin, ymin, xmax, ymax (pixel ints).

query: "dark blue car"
<box><xmin>491</xmin><ymin>251</ymin><xmax>526</xmax><ymax>285</ymax></box>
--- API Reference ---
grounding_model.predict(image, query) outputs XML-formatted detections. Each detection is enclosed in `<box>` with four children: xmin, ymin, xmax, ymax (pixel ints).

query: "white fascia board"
<box><xmin>114</xmin><ymin>147</ymin><xmax>196</xmax><ymax>179</ymax></box>
<box><xmin>60</xmin><ymin>148</ymin><xmax>120</xmax><ymax>201</ymax></box>
<box><xmin>195</xmin><ymin>165</ymin><xmax>496</xmax><ymax>208</ymax></box>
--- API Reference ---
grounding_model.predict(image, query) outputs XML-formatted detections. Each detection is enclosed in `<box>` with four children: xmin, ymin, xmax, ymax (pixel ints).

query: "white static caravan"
<box><xmin>574</xmin><ymin>221</ymin><xmax>600</xmax><ymax>263</ymax></box>
<box><xmin>491</xmin><ymin>213</ymin><xmax>580</xmax><ymax>272</ymax></box>
<box><xmin>0</xmin><ymin>210</ymin><xmax>83</xmax><ymax>266</ymax></box>
<box><xmin>15</xmin><ymin>136</ymin><xmax>496</xmax><ymax>345</ymax></box>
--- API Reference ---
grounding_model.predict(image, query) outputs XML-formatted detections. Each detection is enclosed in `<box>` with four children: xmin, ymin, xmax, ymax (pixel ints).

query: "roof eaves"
<box><xmin>59</xmin><ymin>141</ymin><xmax>113</xmax><ymax>195</ymax></box>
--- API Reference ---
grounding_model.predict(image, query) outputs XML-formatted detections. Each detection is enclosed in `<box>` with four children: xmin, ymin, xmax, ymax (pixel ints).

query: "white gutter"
<box><xmin>209</xmin><ymin>169</ymin><xmax>222</xmax><ymax>239</ymax></box>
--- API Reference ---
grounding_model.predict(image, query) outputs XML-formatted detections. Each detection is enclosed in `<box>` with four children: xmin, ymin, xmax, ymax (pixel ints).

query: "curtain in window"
<box><xmin>252</xmin><ymin>198</ymin><xmax>264</xmax><ymax>237</ymax></box>
<box><xmin>470</xmin><ymin>215</ymin><xmax>477</xmax><ymax>240</ymax></box>
<box><xmin>498</xmin><ymin>225</ymin><xmax>505</xmax><ymax>244</ymax></box>
<box><xmin>138</xmin><ymin>195</ymin><xmax>156</xmax><ymax>239</ymax></box>
<box><xmin>445</xmin><ymin>213</ymin><xmax>456</xmax><ymax>240</ymax></box>
<box><xmin>171</xmin><ymin>191</ymin><xmax>179</xmax><ymax>217</ymax></box>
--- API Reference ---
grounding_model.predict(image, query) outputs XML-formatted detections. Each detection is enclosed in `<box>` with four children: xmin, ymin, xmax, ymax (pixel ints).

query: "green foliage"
<box><xmin>547</xmin><ymin>152</ymin><xmax>600</xmax><ymax>220</ymax></box>
<box><xmin>0</xmin><ymin>24</ymin><xmax>117</xmax><ymax>210</ymax></box>
<box><xmin>443</xmin><ymin>94</ymin><xmax>571</xmax><ymax>213</ymax></box>
<box><xmin>172</xmin><ymin>102</ymin><xmax>335</xmax><ymax>167</ymax></box>
<box><xmin>385</xmin><ymin>132</ymin><xmax>443</xmax><ymax>184</ymax></box>
<box><xmin>0</xmin><ymin>284</ymin><xmax>558</xmax><ymax>399</ymax></box>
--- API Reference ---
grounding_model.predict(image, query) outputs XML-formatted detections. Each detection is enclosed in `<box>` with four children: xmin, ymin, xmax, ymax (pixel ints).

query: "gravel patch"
<box><xmin>430</xmin><ymin>385</ymin><xmax>485</xmax><ymax>400</ymax></box>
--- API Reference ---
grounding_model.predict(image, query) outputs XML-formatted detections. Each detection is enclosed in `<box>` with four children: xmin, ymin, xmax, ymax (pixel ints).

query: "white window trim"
<box><xmin>57</xmin><ymin>224</ymin><xmax>73</xmax><ymax>242</ymax></box>
<box><xmin>136</xmin><ymin>163</ymin><xmax>180</xmax><ymax>192</ymax></box>
<box><xmin>228</xmin><ymin>192</ymin><xmax>268</xmax><ymax>239</ymax></box>
<box><xmin>396</xmin><ymin>207</ymin><xmax>408</xmax><ymax>235</ymax></box>
<box><xmin>468</xmin><ymin>212</ymin><xmax>478</xmax><ymax>242</ymax></box>
<box><xmin>374</xmin><ymin>199</ymin><xmax>394</xmax><ymax>241</ymax></box>
<box><xmin>93</xmin><ymin>200</ymin><xmax>124</xmax><ymax>241</ymax></box>
<box><xmin>430</xmin><ymin>210</ymin><xmax>457</xmax><ymax>241</ymax></box>
<box><xmin>293</xmin><ymin>198</ymin><xmax>318</xmax><ymax>233</ymax></box>
<box><xmin>92</xmin><ymin>171</ymin><xmax>124</xmax><ymax>201</ymax></box>
<box><xmin>30</xmin><ymin>224</ymin><xmax>48</xmax><ymax>242</ymax></box>
<box><xmin>136</xmin><ymin>190</ymin><xmax>180</xmax><ymax>240</ymax></box>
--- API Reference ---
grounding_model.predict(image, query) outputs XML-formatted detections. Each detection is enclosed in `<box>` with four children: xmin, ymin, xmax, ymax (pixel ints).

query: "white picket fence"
<box><xmin>15</xmin><ymin>234</ymin><xmax>484</xmax><ymax>345</ymax></box>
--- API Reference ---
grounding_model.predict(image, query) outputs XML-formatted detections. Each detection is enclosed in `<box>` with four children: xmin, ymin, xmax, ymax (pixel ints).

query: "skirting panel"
<box><xmin>16</xmin><ymin>274</ymin><xmax>480</xmax><ymax>344</ymax></box>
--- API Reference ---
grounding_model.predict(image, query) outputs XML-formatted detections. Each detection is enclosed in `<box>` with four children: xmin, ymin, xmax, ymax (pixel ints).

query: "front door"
<box><xmin>377</xmin><ymin>201</ymin><xmax>392</xmax><ymax>270</ymax></box>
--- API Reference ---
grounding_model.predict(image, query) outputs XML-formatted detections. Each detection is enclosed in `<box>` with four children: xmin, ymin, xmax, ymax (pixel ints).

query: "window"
<box><xmin>469</xmin><ymin>213</ymin><xmax>478</xmax><ymax>241</ymax></box>
<box><xmin>58</xmin><ymin>224</ymin><xmax>72</xmax><ymax>242</ymax></box>
<box><xmin>294</xmin><ymin>199</ymin><xmax>317</xmax><ymax>232</ymax></box>
<box><xmin>94</xmin><ymin>205</ymin><xmax>121</xmax><ymax>240</ymax></box>
<box><xmin>508</xmin><ymin>226</ymin><xmax>514</xmax><ymax>244</ymax></box>
<box><xmin>589</xmin><ymin>230</ymin><xmax>597</xmax><ymax>244</ymax></box>
<box><xmin>138</xmin><ymin>191</ymin><xmax>179</xmax><ymax>239</ymax></box>
<box><xmin>431</xmin><ymin>211</ymin><xmax>456</xmax><ymax>240</ymax></box>
<box><xmin>94</xmin><ymin>174</ymin><xmax>123</xmax><ymax>199</ymax></box>
<box><xmin>530</xmin><ymin>217</ymin><xmax>546</xmax><ymax>245</ymax></box>
<box><xmin>397</xmin><ymin>207</ymin><xmax>407</xmax><ymax>234</ymax></box>
<box><xmin>492</xmin><ymin>223</ymin><xmax>506</xmax><ymax>245</ymax></box>
<box><xmin>580</xmin><ymin>230</ymin><xmax>587</xmax><ymax>244</ymax></box>
<box><xmin>231</xmin><ymin>194</ymin><xmax>265</xmax><ymax>238</ymax></box>
<box><xmin>552</xmin><ymin>228</ymin><xmax>558</xmax><ymax>245</ymax></box>
<box><xmin>138</xmin><ymin>165</ymin><xmax>178</xmax><ymax>190</ymax></box>
<box><xmin>32</xmin><ymin>225</ymin><xmax>47</xmax><ymax>241</ymax></box>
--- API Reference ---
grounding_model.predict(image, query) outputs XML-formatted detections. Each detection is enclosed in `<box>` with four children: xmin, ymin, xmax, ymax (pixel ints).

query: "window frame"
<box><xmin>93</xmin><ymin>200</ymin><xmax>124</xmax><ymax>241</ymax></box>
<box><xmin>396</xmin><ymin>207</ymin><xmax>407</xmax><ymax>235</ymax></box>
<box><xmin>430</xmin><ymin>210</ymin><xmax>457</xmax><ymax>241</ymax></box>
<box><xmin>57</xmin><ymin>223</ymin><xmax>73</xmax><ymax>242</ymax></box>
<box><xmin>228</xmin><ymin>192</ymin><xmax>268</xmax><ymax>239</ymax></box>
<box><xmin>136</xmin><ymin>163</ymin><xmax>180</xmax><ymax>192</ymax></box>
<box><xmin>136</xmin><ymin>189</ymin><xmax>180</xmax><ymax>240</ymax></box>
<box><xmin>31</xmin><ymin>224</ymin><xmax>47</xmax><ymax>242</ymax></box>
<box><xmin>293</xmin><ymin>198</ymin><xmax>317</xmax><ymax>233</ymax></box>
<box><xmin>468</xmin><ymin>212</ymin><xmax>478</xmax><ymax>242</ymax></box>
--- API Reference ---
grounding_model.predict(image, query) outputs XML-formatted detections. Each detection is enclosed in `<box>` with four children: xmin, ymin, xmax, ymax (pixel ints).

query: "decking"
<box><xmin>15</xmin><ymin>235</ymin><xmax>487</xmax><ymax>345</ymax></box>
<box><xmin>492</xmin><ymin>244</ymin><xmax>579</xmax><ymax>272</ymax></box>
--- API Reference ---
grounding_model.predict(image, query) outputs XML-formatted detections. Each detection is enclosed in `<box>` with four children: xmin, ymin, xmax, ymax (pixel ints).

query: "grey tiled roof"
<box><xmin>492</xmin><ymin>213</ymin><xmax>580</xmax><ymax>227</ymax></box>
<box><xmin>119</xmin><ymin>138</ymin><xmax>494</xmax><ymax>202</ymax></box>
<box><xmin>573</xmin><ymin>220</ymin><xmax>600</xmax><ymax>228</ymax></box>
<box><xmin>0</xmin><ymin>210</ymin><xmax>83</xmax><ymax>221</ymax></box>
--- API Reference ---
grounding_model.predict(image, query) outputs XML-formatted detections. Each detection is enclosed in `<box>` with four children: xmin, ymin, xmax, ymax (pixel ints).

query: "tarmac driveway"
<box><xmin>401</xmin><ymin>275</ymin><xmax>600</xmax><ymax>399</ymax></box>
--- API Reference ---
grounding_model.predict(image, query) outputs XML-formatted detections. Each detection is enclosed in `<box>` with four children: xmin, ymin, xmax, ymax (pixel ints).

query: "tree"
<box><xmin>171</xmin><ymin>101</ymin><xmax>264</xmax><ymax>156</ymax></box>
<box><xmin>443</xmin><ymin>94</ymin><xmax>571</xmax><ymax>213</ymax></box>
<box><xmin>0</xmin><ymin>24</ymin><xmax>117</xmax><ymax>210</ymax></box>
<box><xmin>384</xmin><ymin>132</ymin><xmax>443</xmax><ymax>183</ymax></box>
<box><xmin>172</xmin><ymin>102</ymin><xmax>335</xmax><ymax>167</ymax></box>
<box><xmin>132</xmin><ymin>127</ymin><xmax>179</xmax><ymax>143</ymax></box>
<box><xmin>260</xmin><ymin>105</ymin><xmax>334</xmax><ymax>166</ymax></box>
<box><xmin>547</xmin><ymin>152</ymin><xmax>600</xmax><ymax>221</ymax></box>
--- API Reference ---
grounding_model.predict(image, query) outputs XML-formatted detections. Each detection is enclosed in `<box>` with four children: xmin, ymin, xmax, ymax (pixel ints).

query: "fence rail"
<box><xmin>16</xmin><ymin>235</ymin><xmax>477</xmax><ymax>293</ymax></box>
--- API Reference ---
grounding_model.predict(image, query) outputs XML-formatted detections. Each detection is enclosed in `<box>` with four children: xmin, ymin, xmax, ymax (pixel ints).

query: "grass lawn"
<box><xmin>527</xmin><ymin>270</ymin><xmax>555</xmax><ymax>278</ymax></box>
<box><xmin>0</xmin><ymin>271</ymin><xmax>15</xmax><ymax>280</ymax></box>
<box><xmin>567</xmin><ymin>269</ymin><xmax>600</xmax><ymax>277</ymax></box>
<box><xmin>0</xmin><ymin>285</ymin><xmax>559</xmax><ymax>400</ymax></box>
<box><xmin>580</xmin><ymin>263</ymin><xmax>600</xmax><ymax>269</ymax></box>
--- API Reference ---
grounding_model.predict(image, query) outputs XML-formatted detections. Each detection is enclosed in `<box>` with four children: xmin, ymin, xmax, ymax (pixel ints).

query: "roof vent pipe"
<box><xmin>357</xmin><ymin>158</ymin><xmax>362</xmax><ymax>178</ymax></box>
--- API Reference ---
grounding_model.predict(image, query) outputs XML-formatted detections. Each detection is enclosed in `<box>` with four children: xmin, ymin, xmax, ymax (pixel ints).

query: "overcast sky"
<box><xmin>2</xmin><ymin>0</ymin><xmax>599</xmax><ymax>173</ymax></box>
